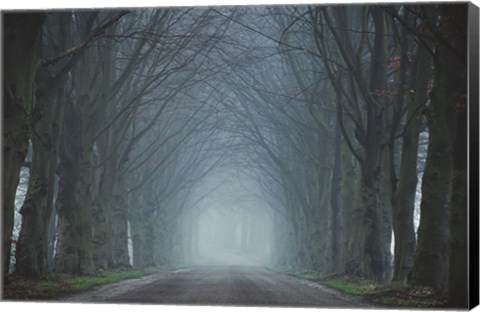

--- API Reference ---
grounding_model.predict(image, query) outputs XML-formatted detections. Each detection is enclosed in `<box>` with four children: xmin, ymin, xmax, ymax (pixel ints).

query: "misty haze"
<box><xmin>1</xmin><ymin>2</ymin><xmax>477</xmax><ymax>309</ymax></box>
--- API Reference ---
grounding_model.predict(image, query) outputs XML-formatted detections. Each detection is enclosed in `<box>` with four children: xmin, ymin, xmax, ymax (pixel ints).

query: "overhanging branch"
<box><xmin>41</xmin><ymin>10</ymin><xmax>130</xmax><ymax>66</ymax></box>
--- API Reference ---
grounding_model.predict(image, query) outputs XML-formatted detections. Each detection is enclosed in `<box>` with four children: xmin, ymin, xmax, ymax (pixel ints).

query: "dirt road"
<box><xmin>60</xmin><ymin>265</ymin><xmax>372</xmax><ymax>307</ymax></box>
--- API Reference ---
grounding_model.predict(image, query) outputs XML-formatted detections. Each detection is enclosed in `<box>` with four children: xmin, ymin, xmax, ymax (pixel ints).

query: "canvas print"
<box><xmin>1</xmin><ymin>1</ymin><xmax>478</xmax><ymax>309</ymax></box>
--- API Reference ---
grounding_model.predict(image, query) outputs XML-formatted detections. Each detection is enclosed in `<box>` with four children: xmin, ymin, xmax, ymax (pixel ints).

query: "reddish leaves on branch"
<box><xmin>388</xmin><ymin>55</ymin><xmax>401</xmax><ymax>69</ymax></box>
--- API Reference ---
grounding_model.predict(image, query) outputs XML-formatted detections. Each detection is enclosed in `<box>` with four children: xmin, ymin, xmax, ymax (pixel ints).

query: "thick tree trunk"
<box><xmin>141</xmin><ymin>203</ymin><xmax>157</xmax><ymax>268</ymax></box>
<box><xmin>130</xmin><ymin>209</ymin><xmax>145</xmax><ymax>269</ymax></box>
<box><xmin>361</xmin><ymin>168</ymin><xmax>392</xmax><ymax>283</ymax></box>
<box><xmin>55</xmin><ymin>138</ymin><xmax>95</xmax><ymax>275</ymax></box>
<box><xmin>15</xmin><ymin>13</ymin><xmax>71</xmax><ymax>275</ymax></box>
<box><xmin>142</xmin><ymin>220</ymin><xmax>155</xmax><ymax>267</ymax></box>
<box><xmin>92</xmin><ymin>153</ymin><xmax>116</xmax><ymax>270</ymax></box>
<box><xmin>294</xmin><ymin>204</ymin><xmax>311</xmax><ymax>269</ymax></box>
<box><xmin>16</xmin><ymin>78</ymin><xmax>64</xmax><ymax>277</ymax></box>
<box><xmin>154</xmin><ymin>208</ymin><xmax>168</xmax><ymax>266</ymax></box>
<box><xmin>54</xmin><ymin>76</ymin><xmax>96</xmax><ymax>274</ymax></box>
<box><xmin>54</xmin><ymin>34</ymin><xmax>115</xmax><ymax>274</ymax></box>
<box><xmin>129</xmin><ymin>192</ymin><xmax>146</xmax><ymax>269</ymax></box>
<box><xmin>110</xmin><ymin>177</ymin><xmax>131</xmax><ymax>268</ymax></box>
<box><xmin>410</xmin><ymin>6</ymin><xmax>462</xmax><ymax>288</ymax></box>
<box><xmin>91</xmin><ymin>193</ymin><xmax>113</xmax><ymax>270</ymax></box>
<box><xmin>361</xmin><ymin>7</ymin><xmax>393</xmax><ymax>284</ymax></box>
<box><xmin>2</xmin><ymin>13</ymin><xmax>45</xmax><ymax>276</ymax></box>
<box><xmin>309</xmin><ymin>169</ymin><xmax>330</xmax><ymax>273</ymax></box>
<box><xmin>392</xmin><ymin>41</ymin><xmax>431</xmax><ymax>283</ymax></box>
<box><xmin>346</xmin><ymin>120</ymin><xmax>392</xmax><ymax>283</ymax></box>
<box><xmin>93</xmin><ymin>151</ymin><xmax>124</xmax><ymax>271</ymax></box>
<box><xmin>345</xmin><ymin>134</ymin><xmax>392</xmax><ymax>283</ymax></box>
<box><xmin>326</xmin><ymin>6</ymin><xmax>393</xmax><ymax>283</ymax></box>
<box><xmin>15</xmin><ymin>145</ymin><xmax>52</xmax><ymax>277</ymax></box>
<box><xmin>339</xmin><ymin>121</ymin><xmax>361</xmax><ymax>278</ymax></box>
<box><xmin>410</xmin><ymin>86</ymin><xmax>452</xmax><ymax>288</ymax></box>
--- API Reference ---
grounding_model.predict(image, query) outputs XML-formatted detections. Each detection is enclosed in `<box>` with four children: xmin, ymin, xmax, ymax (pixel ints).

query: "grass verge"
<box><xmin>266</xmin><ymin>266</ymin><xmax>324</xmax><ymax>280</ymax></box>
<box><xmin>266</xmin><ymin>266</ymin><xmax>446</xmax><ymax>308</ymax></box>
<box><xmin>2</xmin><ymin>266</ymin><xmax>183</xmax><ymax>300</ymax></box>
<box><xmin>321</xmin><ymin>277</ymin><xmax>447</xmax><ymax>308</ymax></box>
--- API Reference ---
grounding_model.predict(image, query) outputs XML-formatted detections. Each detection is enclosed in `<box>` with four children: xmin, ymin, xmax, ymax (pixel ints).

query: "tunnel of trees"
<box><xmin>2</xmin><ymin>3</ymin><xmax>477</xmax><ymax>308</ymax></box>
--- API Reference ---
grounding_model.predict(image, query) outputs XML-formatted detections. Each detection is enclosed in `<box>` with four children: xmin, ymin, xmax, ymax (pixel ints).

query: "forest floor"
<box><xmin>268</xmin><ymin>267</ymin><xmax>448</xmax><ymax>308</ymax></box>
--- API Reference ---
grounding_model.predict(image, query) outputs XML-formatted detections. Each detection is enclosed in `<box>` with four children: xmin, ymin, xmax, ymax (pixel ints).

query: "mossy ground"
<box><xmin>267</xmin><ymin>267</ymin><xmax>447</xmax><ymax>308</ymax></box>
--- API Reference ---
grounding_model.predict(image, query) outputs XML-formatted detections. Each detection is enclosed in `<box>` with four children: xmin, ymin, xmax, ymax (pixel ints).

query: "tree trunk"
<box><xmin>348</xmin><ymin>113</ymin><xmax>393</xmax><ymax>283</ymax></box>
<box><xmin>328</xmin><ymin>123</ymin><xmax>343</xmax><ymax>274</ymax></box>
<box><xmin>15</xmin><ymin>76</ymin><xmax>64</xmax><ymax>277</ymax></box>
<box><xmin>54</xmin><ymin>79</ymin><xmax>96</xmax><ymax>274</ymax></box>
<box><xmin>54</xmin><ymin>135</ymin><xmax>95</xmax><ymax>274</ymax></box>
<box><xmin>154</xmin><ymin>209</ymin><xmax>168</xmax><ymax>266</ymax></box>
<box><xmin>130</xmin><ymin>211</ymin><xmax>145</xmax><ymax>269</ymax></box>
<box><xmin>129</xmin><ymin>192</ymin><xmax>145</xmax><ymax>269</ymax></box>
<box><xmin>339</xmin><ymin>118</ymin><xmax>361</xmax><ymax>278</ymax></box>
<box><xmin>410</xmin><ymin>6</ymin><xmax>462</xmax><ymax>288</ymax></box>
<box><xmin>309</xmin><ymin>169</ymin><xmax>330</xmax><ymax>272</ymax></box>
<box><xmin>47</xmin><ymin>208</ymin><xmax>57</xmax><ymax>271</ymax></box>
<box><xmin>15</xmin><ymin>144</ymin><xmax>52</xmax><ymax>277</ymax></box>
<box><xmin>110</xmin><ymin>177</ymin><xmax>131</xmax><ymax>268</ymax></box>
<box><xmin>142</xmin><ymin>203</ymin><xmax>156</xmax><ymax>268</ymax></box>
<box><xmin>91</xmin><ymin>193</ymin><xmax>113</xmax><ymax>270</ymax></box>
<box><xmin>325</xmin><ymin>6</ymin><xmax>393</xmax><ymax>283</ymax></box>
<box><xmin>92</xmin><ymin>150</ymin><xmax>116</xmax><ymax>270</ymax></box>
<box><xmin>2</xmin><ymin>13</ymin><xmax>45</xmax><ymax>276</ymax></box>
<box><xmin>345</xmin><ymin>126</ymin><xmax>392</xmax><ymax>283</ymax></box>
<box><xmin>142</xmin><ymin>220</ymin><xmax>155</xmax><ymax>267</ymax></box>
<box><xmin>361</xmin><ymin>7</ymin><xmax>393</xmax><ymax>283</ymax></box>
<box><xmin>360</xmin><ymin>163</ymin><xmax>392</xmax><ymax>283</ymax></box>
<box><xmin>15</xmin><ymin>13</ymin><xmax>72</xmax><ymax>276</ymax></box>
<box><xmin>392</xmin><ymin>40</ymin><xmax>431</xmax><ymax>283</ymax></box>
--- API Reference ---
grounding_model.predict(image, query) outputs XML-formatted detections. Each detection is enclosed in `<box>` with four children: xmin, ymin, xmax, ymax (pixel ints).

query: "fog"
<box><xmin>197</xmin><ymin>206</ymin><xmax>271</xmax><ymax>265</ymax></box>
<box><xmin>181</xmin><ymin>169</ymin><xmax>272</xmax><ymax>266</ymax></box>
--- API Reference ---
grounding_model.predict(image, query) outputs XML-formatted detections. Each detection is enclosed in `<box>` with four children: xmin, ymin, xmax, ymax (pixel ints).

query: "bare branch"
<box><xmin>41</xmin><ymin>10</ymin><xmax>130</xmax><ymax>66</ymax></box>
